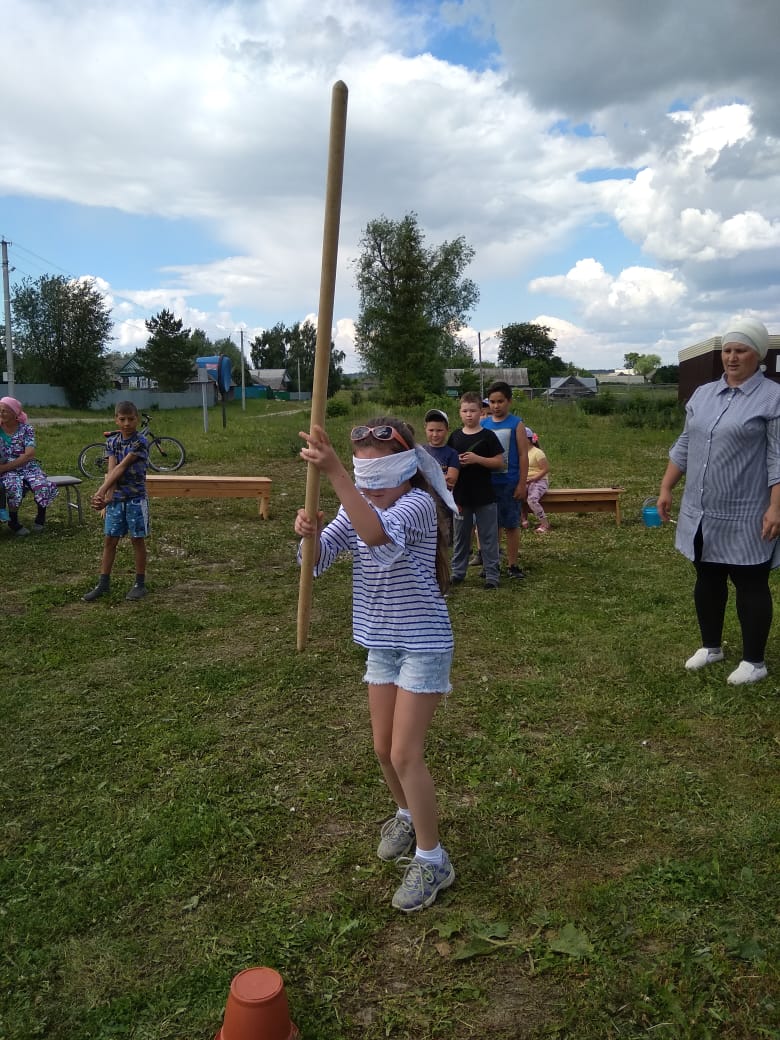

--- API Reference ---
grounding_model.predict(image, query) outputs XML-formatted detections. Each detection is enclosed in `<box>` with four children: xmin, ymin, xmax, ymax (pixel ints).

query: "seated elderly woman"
<box><xmin>0</xmin><ymin>396</ymin><xmax>59</xmax><ymax>536</ymax></box>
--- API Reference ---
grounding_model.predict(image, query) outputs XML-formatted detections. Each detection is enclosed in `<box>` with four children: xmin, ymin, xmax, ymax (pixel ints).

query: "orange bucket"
<box><xmin>215</xmin><ymin>967</ymin><xmax>299</xmax><ymax>1040</ymax></box>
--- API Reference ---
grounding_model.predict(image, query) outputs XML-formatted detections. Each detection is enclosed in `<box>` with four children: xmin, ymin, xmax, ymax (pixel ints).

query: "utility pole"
<box><xmin>239</xmin><ymin>329</ymin><xmax>246</xmax><ymax>410</ymax></box>
<box><xmin>2</xmin><ymin>239</ymin><xmax>14</xmax><ymax>393</ymax></box>
<box><xmin>477</xmin><ymin>331</ymin><xmax>484</xmax><ymax>399</ymax></box>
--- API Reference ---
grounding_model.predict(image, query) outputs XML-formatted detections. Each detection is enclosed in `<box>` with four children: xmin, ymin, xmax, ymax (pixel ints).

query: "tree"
<box><xmin>284</xmin><ymin>321</ymin><xmax>345</xmax><ymax>396</ymax></box>
<box><xmin>497</xmin><ymin>322</ymin><xmax>568</xmax><ymax>388</ymax></box>
<box><xmin>624</xmin><ymin>352</ymin><xmax>662</xmax><ymax>382</ymax></box>
<box><xmin>455</xmin><ymin>368</ymin><xmax>481</xmax><ymax>393</ymax></box>
<box><xmin>498</xmin><ymin>322</ymin><xmax>557</xmax><ymax>363</ymax></box>
<box><xmin>11</xmin><ymin>274</ymin><xmax>112</xmax><ymax>408</ymax></box>
<box><xmin>353</xmin><ymin>213</ymin><xmax>478</xmax><ymax>404</ymax></box>
<box><xmin>210</xmin><ymin>336</ymin><xmax>253</xmax><ymax>390</ymax></box>
<box><xmin>634</xmin><ymin>353</ymin><xmax>662</xmax><ymax>382</ymax></box>
<box><xmin>136</xmin><ymin>310</ymin><xmax>197</xmax><ymax>392</ymax></box>
<box><xmin>250</xmin><ymin>323</ymin><xmax>289</xmax><ymax>368</ymax></box>
<box><xmin>249</xmin><ymin>320</ymin><xmax>344</xmax><ymax>396</ymax></box>
<box><xmin>652</xmin><ymin>364</ymin><xmax>679</xmax><ymax>385</ymax></box>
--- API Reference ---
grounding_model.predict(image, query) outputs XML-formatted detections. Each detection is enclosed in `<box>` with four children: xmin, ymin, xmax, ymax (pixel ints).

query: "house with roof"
<box><xmin>547</xmin><ymin>375</ymin><xmax>598</xmax><ymax>400</ymax></box>
<box><xmin>444</xmin><ymin>367</ymin><xmax>529</xmax><ymax>396</ymax></box>
<box><xmin>249</xmin><ymin>368</ymin><xmax>292</xmax><ymax>392</ymax></box>
<box><xmin>116</xmin><ymin>354</ymin><xmax>157</xmax><ymax>390</ymax></box>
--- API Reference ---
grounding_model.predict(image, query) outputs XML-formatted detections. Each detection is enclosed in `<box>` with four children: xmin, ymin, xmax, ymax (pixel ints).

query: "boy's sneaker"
<box><xmin>125</xmin><ymin>584</ymin><xmax>147</xmax><ymax>601</ymax></box>
<box><xmin>727</xmin><ymin>660</ymin><xmax>768</xmax><ymax>685</ymax></box>
<box><xmin>483</xmin><ymin>581</ymin><xmax>498</xmax><ymax>590</ymax></box>
<box><xmin>391</xmin><ymin>852</ymin><xmax>455</xmax><ymax>912</ymax></box>
<box><xmin>377</xmin><ymin>816</ymin><xmax>416</xmax><ymax>861</ymax></box>
<box><xmin>11</xmin><ymin>525</ymin><xmax>29</xmax><ymax>537</ymax></box>
<box><xmin>82</xmin><ymin>584</ymin><xmax>108</xmax><ymax>602</ymax></box>
<box><xmin>468</xmin><ymin>552</ymin><xmax>482</xmax><ymax>567</ymax></box>
<box><xmin>684</xmin><ymin>647</ymin><xmax>724</xmax><ymax>671</ymax></box>
<box><xmin>507</xmin><ymin>565</ymin><xmax>525</xmax><ymax>579</ymax></box>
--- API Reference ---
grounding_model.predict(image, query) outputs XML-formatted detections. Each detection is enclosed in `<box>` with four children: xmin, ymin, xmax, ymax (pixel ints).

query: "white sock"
<box><xmin>415</xmin><ymin>843</ymin><xmax>443</xmax><ymax>864</ymax></box>
<box><xmin>396</xmin><ymin>808</ymin><xmax>413</xmax><ymax>824</ymax></box>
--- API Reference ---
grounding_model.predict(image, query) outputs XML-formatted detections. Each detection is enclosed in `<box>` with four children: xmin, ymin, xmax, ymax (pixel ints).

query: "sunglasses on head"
<box><xmin>350</xmin><ymin>425</ymin><xmax>412</xmax><ymax>451</ymax></box>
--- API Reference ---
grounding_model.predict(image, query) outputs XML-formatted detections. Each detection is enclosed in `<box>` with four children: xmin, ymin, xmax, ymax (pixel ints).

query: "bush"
<box><xmin>579</xmin><ymin>390</ymin><xmax>616</xmax><ymax>415</ymax></box>
<box><xmin>579</xmin><ymin>391</ymin><xmax>683</xmax><ymax>428</ymax></box>
<box><xmin>325</xmin><ymin>398</ymin><xmax>350</xmax><ymax>418</ymax></box>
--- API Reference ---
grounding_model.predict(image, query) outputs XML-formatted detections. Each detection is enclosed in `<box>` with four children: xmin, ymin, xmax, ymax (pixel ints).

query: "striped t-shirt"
<box><xmin>311</xmin><ymin>487</ymin><xmax>453</xmax><ymax>652</ymax></box>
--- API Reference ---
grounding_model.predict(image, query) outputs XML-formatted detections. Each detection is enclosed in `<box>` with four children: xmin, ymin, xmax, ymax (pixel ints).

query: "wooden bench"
<box><xmin>145</xmin><ymin>475</ymin><xmax>272</xmax><ymax>518</ymax></box>
<box><xmin>539</xmin><ymin>487</ymin><xmax>624</xmax><ymax>525</ymax></box>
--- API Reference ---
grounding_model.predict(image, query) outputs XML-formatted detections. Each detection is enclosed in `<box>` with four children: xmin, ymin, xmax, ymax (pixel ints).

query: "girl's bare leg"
<box><xmin>368</xmin><ymin>683</ymin><xmax>407</xmax><ymax>808</ymax></box>
<box><xmin>389</xmin><ymin>688</ymin><xmax>443</xmax><ymax>851</ymax></box>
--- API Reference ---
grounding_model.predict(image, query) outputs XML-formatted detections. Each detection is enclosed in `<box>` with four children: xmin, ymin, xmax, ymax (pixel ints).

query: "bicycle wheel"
<box><xmin>78</xmin><ymin>443</ymin><xmax>109</xmax><ymax>480</ymax></box>
<box><xmin>148</xmin><ymin>436</ymin><xmax>186</xmax><ymax>472</ymax></box>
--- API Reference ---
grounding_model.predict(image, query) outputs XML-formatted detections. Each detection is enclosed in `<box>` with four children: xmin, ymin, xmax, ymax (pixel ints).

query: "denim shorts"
<box><xmin>363</xmin><ymin>648</ymin><xmax>453</xmax><ymax>694</ymax></box>
<box><xmin>104</xmin><ymin>498</ymin><xmax>150</xmax><ymax>538</ymax></box>
<box><xmin>494</xmin><ymin>483</ymin><xmax>521</xmax><ymax>528</ymax></box>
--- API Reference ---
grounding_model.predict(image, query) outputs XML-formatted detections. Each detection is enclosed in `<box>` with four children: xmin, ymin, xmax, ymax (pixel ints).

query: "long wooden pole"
<box><xmin>296</xmin><ymin>80</ymin><xmax>349</xmax><ymax>652</ymax></box>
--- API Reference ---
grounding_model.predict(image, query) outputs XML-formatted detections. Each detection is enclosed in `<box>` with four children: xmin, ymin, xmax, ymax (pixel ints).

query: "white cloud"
<box><xmin>530</xmin><ymin>261</ymin><xmax>686</xmax><ymax>323</ymax></box>
<box><xmin>4</xmin><ymin>0</ymin><xmax>780</xmax><ymax>374</ymax></box>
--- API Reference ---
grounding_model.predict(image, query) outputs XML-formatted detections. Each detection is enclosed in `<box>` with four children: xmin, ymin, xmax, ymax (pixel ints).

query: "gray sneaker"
<box><xmin>377</xmin><ymin>816</ymin><xmax>416</xmax><ymax>861</ymax></box>
<box><xmin>82</xmin><ymin>584</ymin><xmax>108</xmax><ymax>602</ymax></box>
<box><xmin>391</xmin><ymin>851</ymin><xmax>455</xmax><ymax>912</ymax></box>
<box><xmin>125</xmin><ymin>584</ymin><xmax>147</xmax><ymax>601</ymax></box>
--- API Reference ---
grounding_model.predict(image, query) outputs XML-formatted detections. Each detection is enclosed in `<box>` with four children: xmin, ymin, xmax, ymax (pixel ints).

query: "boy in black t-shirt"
<box><xmin>447</xmin><ymin>391</ymin><xmax>504</xmax><ymax>589</ymax></box>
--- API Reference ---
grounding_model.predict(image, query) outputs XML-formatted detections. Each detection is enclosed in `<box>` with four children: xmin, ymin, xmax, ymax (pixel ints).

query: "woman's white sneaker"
<box><xmin>685</xmin><ymin>647</ymin><xmax>724</xmax><ymax>671</ymax></box>
<box><xmin>727</xmin><ymin>661</ymin><xmax>768</xmax><ymax>685</ymax></box>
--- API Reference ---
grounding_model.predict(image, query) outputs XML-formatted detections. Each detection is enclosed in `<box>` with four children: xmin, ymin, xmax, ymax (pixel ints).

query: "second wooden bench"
<box><xmin>145</xmin><ymin>475</ymin><xmax>272</xmax><ymax>518</ymax></box>
<box><xmin>539</xmin><ymin>487</ymin><xmax>624</xmax><ymax>525</ymax></box>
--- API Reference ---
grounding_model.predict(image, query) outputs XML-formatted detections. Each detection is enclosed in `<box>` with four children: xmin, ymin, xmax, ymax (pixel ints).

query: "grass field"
<box><xmin>2</xmin><ymin>397</ymin><xmax>778</xmax><ymax>1040</ymax></box>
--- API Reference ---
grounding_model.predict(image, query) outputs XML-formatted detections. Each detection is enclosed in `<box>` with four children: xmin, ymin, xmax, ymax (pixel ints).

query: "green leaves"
<box><xmin>12</xmin><ymin>274</ymin><xmax>113</xmax><ymax>408</ymax></box>
<box><xmin>433</xmin><ymin>918</ymin><xmax>593</xmax><ymax>963</ymax></box>
<box><xmin>548</xmin><ymin>923</ymin><xmax>594</xmax><ymax>959</ymax></box>
<box><xmin>353</xmin><ymin>212</ymin><xmax>479</xmax><ymax>404</ymax></box>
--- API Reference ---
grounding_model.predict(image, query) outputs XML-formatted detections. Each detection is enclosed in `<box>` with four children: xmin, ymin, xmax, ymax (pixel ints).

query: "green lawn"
<box><xmin>1</xmin><ymin>398</ymin><xmax>778</xmax><ymax>1040</ymax></box>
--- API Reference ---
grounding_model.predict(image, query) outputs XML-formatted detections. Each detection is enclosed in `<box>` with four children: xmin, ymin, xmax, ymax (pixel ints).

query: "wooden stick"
<box><xmin>297</xmin><ymin>81</ymin><xmax>349</xmax><ymax>651</ymax></box>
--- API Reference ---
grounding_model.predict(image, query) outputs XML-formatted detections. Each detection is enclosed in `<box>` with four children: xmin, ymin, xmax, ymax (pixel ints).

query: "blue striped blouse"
<box><xmin>669</xmin><ymin>371</ymin><xmax>780</xmax><ymax>565</ymax></box>
<box><xmin>310</xmin><ymin>487</ymin><xmax>454</xmax><ymax>652</ymax></box>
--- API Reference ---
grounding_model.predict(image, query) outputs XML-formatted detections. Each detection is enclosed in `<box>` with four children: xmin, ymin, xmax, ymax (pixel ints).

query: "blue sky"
<box><xmin>3</xmin><ymin>0</ymin><xmax>780</xmax><ymax>372</ymax></box>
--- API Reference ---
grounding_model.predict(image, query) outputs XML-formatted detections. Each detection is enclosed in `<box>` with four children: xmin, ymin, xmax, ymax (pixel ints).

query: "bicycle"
<box><xmin>78</xmin><ymin>412</ymin><xmax>187</xmax><ymax>479</ymax></box>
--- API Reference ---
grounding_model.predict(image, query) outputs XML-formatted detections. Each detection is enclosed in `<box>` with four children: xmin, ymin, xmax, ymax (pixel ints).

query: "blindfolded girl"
<box><xmin>295</xmin><ymin>417</ymin><xmax>457</xmax><ymax>912</ymax></box>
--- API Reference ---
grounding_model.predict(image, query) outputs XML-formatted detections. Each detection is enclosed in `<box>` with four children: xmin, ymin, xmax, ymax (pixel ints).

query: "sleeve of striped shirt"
<box><xmin>297</xmin><ymin>506</ymin><xmax>354</xmax><ymax>576</ymax></box>
<box><xmin>669</xmin><ymin>397</ymin><xmax>694</xmax><ymax>470</ymax></box>
<box><xmin>364</xmin><ymin>491</ymin><xmax>436</xmax><ymax>569</ymax></box>
<box><xmin>767</xmin><ymin>416</ymin><xmax>780</xmax><ymax>486</ymax></box>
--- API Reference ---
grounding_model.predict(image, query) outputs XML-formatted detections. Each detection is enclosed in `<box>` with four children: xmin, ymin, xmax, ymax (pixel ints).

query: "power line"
<box><xmin>2</xmin><ymin>237</ymin><xmax>156</xmax><ymax>345</ymax></box>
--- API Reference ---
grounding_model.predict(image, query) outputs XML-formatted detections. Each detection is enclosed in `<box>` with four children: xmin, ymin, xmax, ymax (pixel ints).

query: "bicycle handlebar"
<box><xmin>102</xmin><ymin>414</ymin><xmax>154</xmax><ymax>438</ymax></box>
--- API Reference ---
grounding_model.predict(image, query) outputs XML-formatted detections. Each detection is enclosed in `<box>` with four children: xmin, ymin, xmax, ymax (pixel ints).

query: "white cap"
<box><xmin>721</xmin><ymin>317</ymin><xmax>770</xmax><ymax>360</ymax></box>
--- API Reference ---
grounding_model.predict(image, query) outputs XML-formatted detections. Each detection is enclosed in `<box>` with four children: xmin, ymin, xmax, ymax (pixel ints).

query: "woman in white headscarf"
<box><xmin>658</xmin><ymin>318</ymin><xmax>780</xmax><ymax>685</ymax></box>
